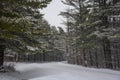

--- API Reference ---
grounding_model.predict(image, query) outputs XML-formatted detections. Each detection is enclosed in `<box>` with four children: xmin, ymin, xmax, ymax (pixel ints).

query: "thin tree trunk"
<box><xmin>0</xmin><ymin>45</ymin><xmax>5</xmax><ymax>67</ymax></box>
<box><xmin>83</xmin><ymin>48</ymin><xmax>87</xmax><ymax>67</ymax></box>
<box><xmin>95</xmin><ymin>48</ymin><xmax>98</xmax><ymax>68</ymax></box>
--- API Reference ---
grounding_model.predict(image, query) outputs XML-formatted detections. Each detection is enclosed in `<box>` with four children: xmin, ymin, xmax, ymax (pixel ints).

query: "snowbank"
<box><xmin>14</xmin><ymin>62</ymin><xmax>120</xmax><ymax>80</ymax></box>
<box><xmin>0</xmin><ymin>72</ymin><xmax>21</xmax><ymax>80</ymax></box>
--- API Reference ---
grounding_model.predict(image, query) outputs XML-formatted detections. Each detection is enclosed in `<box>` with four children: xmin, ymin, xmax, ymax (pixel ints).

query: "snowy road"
<box><xmin>14</xmin><ymin>62</ymin><xmax>120</xmax><ymax>80</ymax></box>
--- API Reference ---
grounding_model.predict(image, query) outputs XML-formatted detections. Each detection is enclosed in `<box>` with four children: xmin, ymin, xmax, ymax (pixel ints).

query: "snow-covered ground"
<box><xmin>0</xmin><ymin>73</ymin><xmax>20</xmax><ymax>80</ymax></box>
<box><xmin>13</xmin><ymin>62</ymin><xmax>120</xmax><ymax>80</ymax></box>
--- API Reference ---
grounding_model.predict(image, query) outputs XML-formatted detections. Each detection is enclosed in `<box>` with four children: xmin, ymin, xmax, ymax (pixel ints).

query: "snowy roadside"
<box><xmin>0</xmin><ymin>72</ymin><xmax>21</xmax><ymax>80</ymax></box>
<box><xmin>0</xmin><ymin>62</ymin><xmax>26</xmax><ymax>80</ymax></box>
<box><xmin>29</xmin><ymin>62</ymin><xmax>120</xmax><ymax>80</ymax></box>
<box><xmin>16</xmin><ymin>62</ymin><xmax>120</xmax><ymax>80</ymax></box>
<box><xmin>0</xmin><ymin>62</ymin><xmax>120</xmax><ymax>80</ymax></box>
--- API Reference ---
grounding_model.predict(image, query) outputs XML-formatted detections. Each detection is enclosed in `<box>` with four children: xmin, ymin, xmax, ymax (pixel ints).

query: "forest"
<box><xmin>0</xmin><ymin>0</ymin><xmax>120</xmax><ymax>80</ymax></box>
<box><xmin>61</xmin><ymin>0</ymin><xmax>120</xmax><ymax>70</ymax></box>
<box><xmin>0</xmin><ymin>0</ymin><xmax>120</xmax><ymax>72</ymax></box>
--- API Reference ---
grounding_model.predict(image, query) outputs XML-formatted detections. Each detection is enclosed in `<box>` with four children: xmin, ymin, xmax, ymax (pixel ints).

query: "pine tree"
<box><xmin>0</xmin><ymin>0</ymin><xmax>52</xmax><ymax>66</ymax></box>
<box><xmin>61</xmin><ymin>0</ymin><xmax>120</xmax><ymax>69</ymax></box>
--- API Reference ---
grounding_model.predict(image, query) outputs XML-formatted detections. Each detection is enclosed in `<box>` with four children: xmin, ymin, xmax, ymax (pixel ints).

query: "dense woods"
<box><xmin>61</xmin><ymin>0</ymin><xmax>120</xmax><ymax>70</ymax></box>
<box><xmin>0</xmin><ymin>0</ymin><xmax>53</xmax><ymax>66</ymax></box>
<box><xmin>0</xmin><ymin>0</ymin><xmax>120</xmax><ymax>71</ymax></box>
<box><xmin>0</xmin><ymin>0</ymin><xmax>66</xmax><ymax>66</ymax></box>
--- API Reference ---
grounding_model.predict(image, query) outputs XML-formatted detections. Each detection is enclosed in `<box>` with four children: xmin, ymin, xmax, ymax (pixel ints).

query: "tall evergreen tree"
<box><xmin>61</xmin><ymin>0</ymin><xmax>120</xmax><ymax>69</ymax></box>
<box><xmin>0</xmin><ymin>0</ymin><xmax>52</xmax><ymax>66</ymax></box>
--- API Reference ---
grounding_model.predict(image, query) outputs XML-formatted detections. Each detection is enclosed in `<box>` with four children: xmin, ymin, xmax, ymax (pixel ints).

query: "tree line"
<box><xmin>0</xmin><ymin>0</ymin><xmax>66</xmax><ymax>66</ymax></box>
<box><xmin>0</xmin><ymin>0</ymin><xmax>50</xmax><ymax>66</ymax></box>
<box><xmin>61</xmin><ymin>0</ymin><xmax>120</xmax><ymax>70</ymax></box>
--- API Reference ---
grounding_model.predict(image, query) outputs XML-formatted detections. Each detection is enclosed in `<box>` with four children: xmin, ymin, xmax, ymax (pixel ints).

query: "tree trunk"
<box><xmin>95</xmin><ymin>48</ymin><xmax>98</xmax><ymax>68</ymax></box>
<box><xmin>83</xmin><ymin>48</ymin><xmax>87</xmax><ymax>67</ymax></box>
<box><xmin>0</xmin><ymin>45</ymin><xmax>5</xmax><ymax>67</ymax></box>
<box><xmin>103</xmin><ymin>37</ymin><xmax>113</xmax><ymax>69</ymax></box>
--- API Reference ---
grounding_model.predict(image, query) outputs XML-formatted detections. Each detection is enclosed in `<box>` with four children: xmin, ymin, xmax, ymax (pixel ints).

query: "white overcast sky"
<box><xmin>41</xmin><ymin>0</ymin><xmax>67</xmax><ymax>30</ymax></box>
